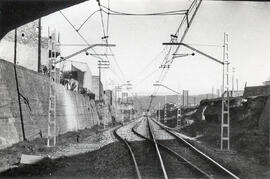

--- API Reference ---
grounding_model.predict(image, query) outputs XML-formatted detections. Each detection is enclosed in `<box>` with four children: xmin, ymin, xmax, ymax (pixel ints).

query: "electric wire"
<box><xmin>98</xmin><ymin>0</ymin><xmax>127</xmax><ymax>84</ymax></box>
<box><xmin>103</xmin><ymin>52</ymin><xmax>124</xmax><ymax>84</ymax></box>
<box><xmin>157</xmin><ymin>45</ymin><xmax>173</xmax><ymax>83</ymax></box>
<box><xmin>135</xmin><ymin>46</ymin><xmax>167</xmax><ymax>78</ymax></box>
<box><xmin>147</xmin><ymin>0</ymin><xmax>201</xmax><ymax>110</ymax></box>
<box><xmin>99</xmin><ymin>1</ymin><xmax>195</xmax><ymax>95</ymax></box>
<box><xmin>77</xmin><ymin>9</ymin><xmax>100</xmax><ymax>31</ymax></box>
<box><xmin>106</xmin><ymin>0</ymin><xmax>110</xmax><ymax>37</ymax></box>
<box><xmin>105</xmin><ymin>0</ymin><xmax>110</xmax><ymax>55</ymax></box>
<box><xmin>135</xmin><ymin>68</ymin><xmax>160</xmax><ymax>87</ymax></box>
<box><xmin>105</xmin><ymin>11</ymin><xmax>187</xmax><ymax>16</ymax></box>
<box><xmin>109</xmin><ymin>66</ymin><xmax>125</xmax><ymax>84</ymax></box>
<box><xmin>173</xmin><ymin>0</ymin><xmax>202</xmax><ymax>55</ymax></box>
<box><xmin>105</xmin><ymin>0</ymin><xmax>123</xmax><ymax>85</ymax></box>
<box><xmin>156</xmin><ymin>0</ymin><xmax>202</xmax><ymax>87</ymax></box>
<box><xmin>186</xmin><ymin>43</ymin><xmax>223</xmax><ymax>47</ymax></box>
<box><xmin>132</xmin><ymin>45</ymin><xmax>170</xmax><ymax>91</ymax></box>
<box><xmin>100</xmin><ymin>5</ymin><xmax>188</xmax><ymax>16</ymax></box>
<box><xmin>60</xmin><ymin>0</ymin><xmax>200</xmax><ymax>112</ymax></box>
<box><xmin>99</xmin><ymin>9</ymin><xmax>106</xmax><ymax>37</ymax></box>
<box><xmin>59</xmin><ymin>10</ymin><xmax>104</xmax><ymax>61</ymax></box>
<box><xmin>97</xmin><ymin>2</ymin><xmax>108</xmax><ymax>58</ymax></box>
<box><xmin>108</xmin><ymin>46</ymin><xmax>126</xmax><ymax>82</ymax></box>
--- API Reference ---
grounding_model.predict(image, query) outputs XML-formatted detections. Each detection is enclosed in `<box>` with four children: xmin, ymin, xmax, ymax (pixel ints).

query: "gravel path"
<box><xmin>135</xmin><ymin>117</ymin><xmax>150</xmax><ymax>138</ymax></box>
<box><xmin>148</xmin><ymin>119</ymin><xmax>175</xmax><ymax>140</ymax></box>
<box><xmin>49</xmin><ymin>126</ymin><xmax>118</xmax><ymax>159</ymax></box>
<box><xmin>152</xmin><ymin>118</ymin><xmax>198</xmax><ymax>141</ymax></box>
<box><xmin>0</xmin><ymin>125</ymin><xmax>119</xmax><ymax>173</ymax></box>
<box><xmin>116</xmin><ymin>119</ymin><xmax>144</xmax><ymax>141</ymax></box>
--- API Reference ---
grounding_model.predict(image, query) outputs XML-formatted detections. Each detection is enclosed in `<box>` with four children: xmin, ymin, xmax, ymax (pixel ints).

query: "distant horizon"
<box><xmin>132</xmin><ymin>90</ymin><xmax>245</xmax><ymax>97</ymax></box>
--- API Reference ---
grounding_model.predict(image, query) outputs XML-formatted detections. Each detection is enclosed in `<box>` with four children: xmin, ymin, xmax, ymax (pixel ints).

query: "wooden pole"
<box><xmin>37</xmin><ymin>18</ymin><xmax>41</xmax><ymax>72</ymax></box>
<box><xmin>14</xmin><ymin>28</ymin><xmax>26</xmax><ymax>141</ymax></box>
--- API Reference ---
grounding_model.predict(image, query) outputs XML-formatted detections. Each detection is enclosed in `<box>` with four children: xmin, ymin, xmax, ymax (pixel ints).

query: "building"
<box><xmin>0</xmin><ymin>20</ymin><xmax>50</xmax><ymax>72</ymax></box>
<box><xmin>61</xmin><ymin>61</ymin><xmax>93</xmax><ymax>92</ymax></box>
<box><xmin>104</xmin><ymin>90</ymin><xmax>113</xmax><ymax>105</ymax></box>
<box><xmin>92</xmin><ymin>75</ymin><xmax>103</xmax><ymax>100</ymax></box>
<box><xmin>122</xmin><ymin>92</ymin><xmax>128</xmax><ymax>104</ymax></box>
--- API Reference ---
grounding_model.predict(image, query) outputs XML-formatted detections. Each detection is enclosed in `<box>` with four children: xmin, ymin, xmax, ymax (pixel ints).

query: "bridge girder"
<box><xmin>0</xmin><ymin>0</ymin><xmax>87</xmax><ymax>39</ymax></box>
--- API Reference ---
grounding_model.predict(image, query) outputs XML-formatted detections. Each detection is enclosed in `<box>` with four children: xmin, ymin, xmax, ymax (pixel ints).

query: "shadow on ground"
<box><xmin>0</xmin><ymin>141</ymin><xmax>135</xmax><ymax>178</ymax></box>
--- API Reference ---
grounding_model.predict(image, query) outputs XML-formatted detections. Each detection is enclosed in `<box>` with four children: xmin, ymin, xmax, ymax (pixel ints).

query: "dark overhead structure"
<box><xmin>0</xmin><ymin>0</ymin><xmax>87</xmax><ymax>39</ymax></box>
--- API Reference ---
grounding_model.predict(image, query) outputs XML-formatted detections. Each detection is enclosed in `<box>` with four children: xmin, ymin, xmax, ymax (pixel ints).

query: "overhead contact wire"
<box><xmin>100</xmin><ymin>5</ymin><xmax>187</xmax><ymax>16</ymax></box>
<box><xmin>77</xmin><ymin>9</ymin><xmax>100</xmax><ymax>31</ymax></box>
<box><xmin>59</xmin><ymin>10</ymin><xmax>104</xmax><ymax>61</ymax></box>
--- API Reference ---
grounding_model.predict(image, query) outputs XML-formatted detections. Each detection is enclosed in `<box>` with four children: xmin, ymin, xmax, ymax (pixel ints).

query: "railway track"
<box><xmin>113</xmin><ymin>119</ymin><xmax>143</xmax><ymax>179</ymax></box>
<box><xmin>148</xmin><ymin>118</ymin><xmax>240</xmax><ymax>179</ymax></box>
<box><xmin>133</xmin><ymin>118</ymin><xmax>214</xmax><ymax>178</ymax></box>
<box><xmin>114</xmin><ymin>117</ymin><xmax>240</xmax><ymax>179</ymax></box>
<box><xmin>114</xmin><ymin>118</ymin><xmax>165</xmax><ymax>178</ymax></box>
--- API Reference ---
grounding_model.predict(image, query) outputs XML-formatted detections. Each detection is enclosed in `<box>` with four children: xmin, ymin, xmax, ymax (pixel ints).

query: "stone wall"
<box><xmin>0</xmin><ymin>58</ymin><xmax>99</xmax><ymax>147</ymax></box>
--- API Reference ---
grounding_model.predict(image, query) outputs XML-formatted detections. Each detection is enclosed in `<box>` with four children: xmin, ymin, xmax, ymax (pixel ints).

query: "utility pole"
<box><xmin>182</xmin><ymin>90</ymin><xmax>184</xmax><ymax>106</ymax></box>
<box><xmin>47</xmin><ymin>32</ymin><xmax>57</xmax><ymax>147</ymax></box>
<box><xmin>98</xmin><ymin>60</ymin><xmax>110</xmax><ymax>100</ymax></box>
<box><xmin>37</xmin><ymin>18</ymin><xmax>41</xmax><ymax>72</ymax></box>
<box><xmin>177</xmin><ymin>93</ymin><xmax>181</xmax><ymax>129</ymax></box>
<box><xmin>232</xmin><ymin>67</ymin><xmax>235</xmax><ymax>97</ymax></box>
<box><xmin>162</xmin><ymin>33</ymin><xmax>231</xmax><ymax>151</ymax></box>
<box><xmin>236</xmin><ymin>78</ymin><xmax>239</xmax><ymax>97</ymax></box>
<box><xmin>98</xmin><ymin>60</ymin><xmax>109</xmax><ymax>129</ymax></box>
<box><xmin>158</xmin><ymin>103</ymin><xmax>161</xmax><ymax>121</ymax></box>
<box><xmin>153</xmin><ymin>83</ymin><xmax>182</xmax><ymax>129</ymax></box>
<box><xmin>114</xmin><ymin>86</ymin><xmax>118</xmax><ymax>120</ymax></box>
<box><xmin>14</xmin><ymin>28</ymin><xmax>26</xmax><ymax>141</ymax></box>
<box><xmin>187</xmin><ymin>90</ymin><xmax>189</xmax><ymax>106</ymax></box>
<box><xmin>47</xmin><ymin>43</ymin><xmax>115</xmax><ymax>146</ymax></box>
<box><xmin>115</xmin><ymin>85</ymin><xmax>121</xmax><ymax>121</ymax></box>
<box><xmin>164</xmin><ymin>95</ymin><xmax>167</xmax><ymax>124</ymax></box>
<box><xmin>99</xmin><ymin>65</ymin><xmax>101</xmax><ymax>100</ymax></box>
<box><xmin>221</xmin><ymin>32</ymin><xmax>230</xmax><ymax>151</ymax></box>
<box><xmin>182</xmin><ymin>90</ymin><xmax>189</xmax><ymax>106</ymax></box>
<box><xmin>217</xmin><ymin>89</ymin><xmax>220</xmax><ymax>97</ymax></box>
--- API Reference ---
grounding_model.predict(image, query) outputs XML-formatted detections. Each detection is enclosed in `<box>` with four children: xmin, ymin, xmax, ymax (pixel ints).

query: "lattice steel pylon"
<box><xmin>164</xmin><ymin>95</ymin><xmax>167</xmax><ymax>123</ymax></box>
<box><xmin>47</xmin><ymin>36</ymin><xmax>58</xmax><ymax>147</ymax></box>
<box><xmin>158</xmin><ymin>103</ymin><xmax>161</xmax><ymax>121</ymax></box>
<box><xmin>177</xmin><ymin>94</ymin><xmax>181</xmax><ymax>129</ymax></box>
<box><xmin>221</xmin><ymin>33</ymin><xmax>230</xmax><ymax>151</ymax></box>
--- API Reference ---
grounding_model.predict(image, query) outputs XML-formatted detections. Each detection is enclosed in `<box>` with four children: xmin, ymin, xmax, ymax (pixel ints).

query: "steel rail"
<box><xmin>131</xmin><ymin>123</ymin><xmax>213</xmax><ymax>179</ymax></box>
<box><xmin>113</xmin><ymin>122</ymin><xmax>142</xmax><ymax>179</ymax></box>
<box><xmin>150</xmin><ymin>118</ymin><xmax>240</xmax><ymax>179</ymax></box>
<box><xmin>146</xmin><ymin>118</ymin><xmax>168</xmax><ymax>179</ymax></box>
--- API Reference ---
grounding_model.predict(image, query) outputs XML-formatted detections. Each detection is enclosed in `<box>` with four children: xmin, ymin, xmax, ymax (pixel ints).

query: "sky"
<box><xmin>42</xmin><ymin>0</ymin><xmax>270</xmax><ymax>95</ymax></box>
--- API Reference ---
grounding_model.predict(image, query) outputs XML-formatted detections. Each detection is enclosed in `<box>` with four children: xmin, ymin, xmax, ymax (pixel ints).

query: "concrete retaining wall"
<box><xmin>0</xmin><ymin>58</ymin><xmax>100</xmax><ymax>147</ymax></box>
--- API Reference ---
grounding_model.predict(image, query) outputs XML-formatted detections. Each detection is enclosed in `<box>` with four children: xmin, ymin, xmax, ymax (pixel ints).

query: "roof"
<box><xmin>71</xmin><ymin>61</ymin><xmax>89</xmax><ymax>72</ymax></box>
<box><xmin>0</xmin><ymin>0</ymin><xmax>87</xmax><ymax>39</ymax></box>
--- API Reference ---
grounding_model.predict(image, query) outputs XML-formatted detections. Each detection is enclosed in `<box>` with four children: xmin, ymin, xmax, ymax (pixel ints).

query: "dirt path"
<box><xmin>0</xmin><ymin>125</ymin><xmax>119</xmax><ymax>173</ymax></box>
